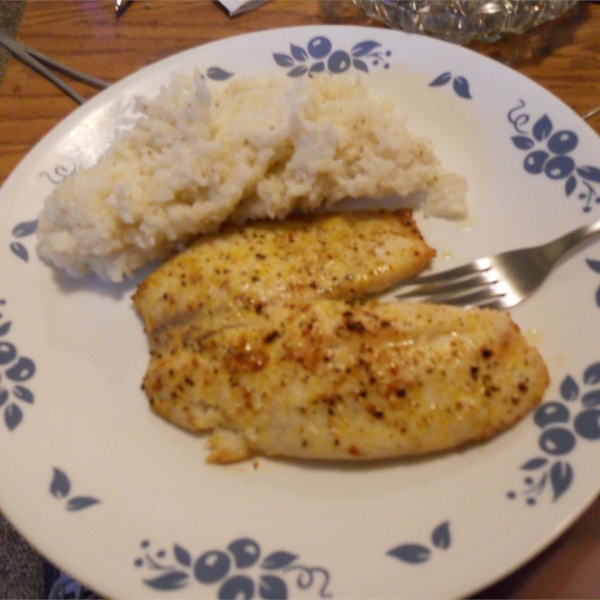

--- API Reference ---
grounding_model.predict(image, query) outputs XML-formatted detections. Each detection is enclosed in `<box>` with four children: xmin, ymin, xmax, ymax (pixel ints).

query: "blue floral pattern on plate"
<box><xmin>507</xmin><ymin>361</ymin><xmax>600</xmax><ymax>505</ymax></box>
<box><xmin>202</xmin><ymin>67</ymin><xmax>234</xmax><ymax>81</ymax></box>
<box><xmin>586</xmin><ymin>258</ymin><xmax>600</xmax><ymax>306</ymax></box>
<box><xmin>50</xmin><ymin>468</ymin><xmax>101</xmax><ymax>512</ymax></box>
<box><xmin>274</xmin><ymin>36</ymin><xmax>391</xmax><ymax>77</ymax></box>
<box><xmin>428</xmin><ymin>72</ymin><xmax>472</xmax><ymax>99</ymax></box>
<box><xmin>387</xmin><ymin>521</ymin><xmax>451</xmax><ymax>565</ymax></box>
<box><xmin>508</xmin><ymin>100</ymin><xmax>600</xmax><ymax>212</ymax></box>
<box><xmin>134</xmin><ymin>537</ymin><xmax>332</xmax><ymax>598</ymax></box>
<box><xmin>39</xmin><ymin>163</ymin><xmax>78</xmax><ymax>186</ymax></box>
<box><xmin>10</xmin><ymin>219</ymin><xmax>38</xmax><ymax>263</ymax></box>
<box><xmin>0</xmin><ymin>300</ymin><xmax>36</xmax><ymax>431</ymax></box>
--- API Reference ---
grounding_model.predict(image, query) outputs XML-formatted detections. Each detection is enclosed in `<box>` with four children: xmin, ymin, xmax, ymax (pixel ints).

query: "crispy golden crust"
<box><xmin>143</xmin><ymin>300</ymin><xmax>548</xmax><ymax>463</ymax></box>
<box><xmin>133</xmin><ymin>209</ymin><xmax>435</xmax><ymax>334</ymax></box>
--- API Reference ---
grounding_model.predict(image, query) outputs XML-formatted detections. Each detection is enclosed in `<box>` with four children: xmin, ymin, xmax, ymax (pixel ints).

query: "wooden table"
<box><xmin>1</xmin><ymin>2</ymin><xmax>599</xmax><ymax>598</ymax></box>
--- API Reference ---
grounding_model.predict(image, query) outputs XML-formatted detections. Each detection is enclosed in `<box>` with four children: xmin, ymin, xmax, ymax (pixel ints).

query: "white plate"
<box><xmin>1</xmin><ymin>25</ymin><xmax>600</xmax><ymax>599</ymax></box>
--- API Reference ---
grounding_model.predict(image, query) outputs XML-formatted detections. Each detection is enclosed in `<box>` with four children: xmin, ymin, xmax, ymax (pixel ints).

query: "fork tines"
<box><xmin>393</xmin><ymin>259</ymin><xmax>508</xmax><ymax>308</ymax></box>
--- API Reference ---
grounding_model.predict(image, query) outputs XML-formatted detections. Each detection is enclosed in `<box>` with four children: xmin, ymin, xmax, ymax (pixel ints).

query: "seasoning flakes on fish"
<box><xmin>133</xmin><ymin>210</ymin><xmax>548</xmax><ymax>463</ymax></box>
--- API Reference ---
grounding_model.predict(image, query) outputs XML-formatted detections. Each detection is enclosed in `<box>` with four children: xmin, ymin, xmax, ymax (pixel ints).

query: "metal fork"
<box><xmin>394</xmin><ymin>218</ymin><xmax>600</xmax><ymax>310</ymax></box>
<box><xmin>0</xmin><ymin>31</ymin><xmax>109</xmax><ymax>104</ymax></box>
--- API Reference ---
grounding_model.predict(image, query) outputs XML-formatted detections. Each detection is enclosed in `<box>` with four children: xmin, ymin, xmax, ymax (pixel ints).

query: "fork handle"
<box><xmin>546</xmin><ymin>218</ymin><xmax>600</xmax><ymax>263</ymax></box>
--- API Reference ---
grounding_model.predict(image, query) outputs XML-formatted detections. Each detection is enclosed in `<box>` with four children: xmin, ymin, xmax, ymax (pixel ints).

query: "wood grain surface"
<box><xmin>0</xmin><ymin>1</ymin><xmax>599</xmax><ymax>598</ymax></box>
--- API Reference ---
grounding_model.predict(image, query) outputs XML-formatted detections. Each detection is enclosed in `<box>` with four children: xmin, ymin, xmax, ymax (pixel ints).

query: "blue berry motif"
<box><xmin>135</xmin><ymin>537</ymin><xmax>332</xmax><ymax>598</ymax></box>
<box><xmin>273</xmin><ymin>36</ymin><xmax>391</xmax><ymax>77</ymax></box>
<box><xmin>0</xmin><ymin>300</ymin><xmax>36</xmax><ymax>432</ymax></box>
<box><xmin>507</xmin><ymin>362</ymin><xmax>600</xmax><ymax>505</ymax></box>
<box><xmin>508</xmin><ymin>100</ymin><xmax>600</xmax><ymax>212</ymax></box>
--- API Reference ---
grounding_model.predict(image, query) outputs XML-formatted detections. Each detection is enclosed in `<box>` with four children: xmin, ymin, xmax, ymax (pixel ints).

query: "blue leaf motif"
<box><xmin>582</xmin><ymin>390</ymin><xmax>600</xmax><ymax>408</ymax></box>
<box><xmin>560</xmin><ymin>375</ymin><xmax>579</xmax><ymax>401</ymax></box>
<box><xmin>565</xmin><ymin>175</ymin><xmax>577</xmax><ymax>196</ymax></box>
<box><xmin>0</xmin><ymin>389</ymin><xmax>8</xmax><ymax>407</ymax></box>
<box><xmin>12</xmin><ymin>220</ymin><xmax>38</xmax><ymax>237</ymax></box>
<box><xmin>352</xmin><ymin>58</ymin><xmax>368</xmax><ymax>73</ymax></box>
<box><xmin>550</xmin><ymin>461</ymin><xmax>573</xmax><ymax>501</ymax></box>
<box><xmin>4</xmin><ymin>403</ymin><xmax>23</xmax><ymax>431</ymax></box>
<box><xmin>429</xmin><ymin>72</ymin><xmax>452</xmax><ymax>87</ymax></box>
<box><xmin>288</xmin><ymin>65</ymin><xmax>308</xmax><ymax>78</ymax></box>
<box><xmin>10</xmin><ymin>242</ymin><xmax>28</xmax><ymax>262</ymax></box>
<box><xmin>309</xmin><ymin>62</ymin><xmax>325</xmax><ymax>75</ymax></box>
<box><xmin>596</xmin><ymin>286</ymin><xmax>600</xmax><ymax>309</ymax></box>
<box><xmin>532</xmin><ymin>114</ymin><xmax>553</xmax><ymax>142</ymax></box>
<box><xmin>521</xmin><ymin>457</ymin><xmax>549</xmax><ymax>470</ymax></box>
<box><xmin>290</xmin><ymin>44</ymin><xmax>308</xmax><ymax>62</ymax></box>
<box><xmin>13</xmin><ymin>385</ymin><xmax>33</xmax><ymax>404</ymax></box>
<box><xmin>259</xmin><ymin>574</ymin><xmax>288</xmax><ymax>600</ymax></box>
<box><xmin>0</xmin><ymin>321</ymin><xmax>11</xmax><ymax>337</ymax></box>
<box><xmin>174</xmin><ymin>544</ymin><xmax>192</xmax><ymax>567</ymax></box>
<box><xmin>431</xmin><ymin>521</ymin><xmax>451</xmax><ymax>550</ymax></box>
<box><xmin>144</xmin><ymin>571</ymin><xmax>189</xmax><ymax>591</ymax></box>
<box><xmin>583</xmin><ymin>362</ymin><xmax>600</xmax><ymax>385</ymax></box>
<box><xmin>66</xmin><ymin>496</ymin><xmax>101</xmax><ymax>511</ymax></box>
<box><xmin>511</xmin><ymin>135</ymin><xmax>535</xmax><ymax>151</ymax></box>
<box><xmin>576</xmin><ymin>165</ymin><xmax>600</xmax><ymax>184</ymax></box>
<box><xmin>351</xmin><ymin>40</ymin><xmax>381</xmax><ymax>57</ymax></box>
<box><xmin>273</xmin><ymin>53</ymin><xmax>294</xmax><ymax>67</ymax></box>
<box><xmin>387</xmin><ymin>543</ymin><xmax>431</xmax><ymax>564</ymax></box>
<box><xmin>50</xmin><ymin>468</ymin><xmax>71</xmax><ymax>498</ymax></box>
<box><xmin>206</xmin><ymin>67</ymin><xmax>233</xmax><ymax>81</ymax></box>
<box><xmin>261</xmin><ymin>551</ymin><xmax>297</xmax><ymax>570</ymax></box>
<box><xmin>453</xmin><ymin>77</ymin><xmax>472</xmax><ymax>99</ymax></box>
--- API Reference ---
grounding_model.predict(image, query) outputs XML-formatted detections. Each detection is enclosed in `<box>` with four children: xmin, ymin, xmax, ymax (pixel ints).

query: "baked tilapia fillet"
<box><xmin>134</xmin><ymin>210</ymin><xmax>549</xmax><ymax>463</ymax></box>
<box><xmin>142</xmin><ymin>300</ymin><xmax>548</xmax><ymax>463</ymax></box>
<box><xmin>132</xmin><ymin>209</ymin><xmax>436</xmax><ymax>335</ymax></box>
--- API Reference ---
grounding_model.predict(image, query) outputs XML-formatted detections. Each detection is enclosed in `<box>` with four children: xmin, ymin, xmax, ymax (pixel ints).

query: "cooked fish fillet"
<box><xmin>133</xmin><ymin>209</ymin><xmax>435</xmax><ymax>335</ymax></box>
<box><xmin>142</xmin><ymin>300</ymin><xmax>548</xmax><ymax>463</ymax></box>
<box><xmin>134</xmin><ymin>209</ymin><xmax>548</xmax><ymax>463</ymax></box>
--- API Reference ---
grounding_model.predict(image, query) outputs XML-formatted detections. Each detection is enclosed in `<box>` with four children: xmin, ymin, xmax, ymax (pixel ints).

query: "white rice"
<box><xmin>36</xmin><ymin>72</ymin><xmax>467</xmax><ymax>282</ymax></box>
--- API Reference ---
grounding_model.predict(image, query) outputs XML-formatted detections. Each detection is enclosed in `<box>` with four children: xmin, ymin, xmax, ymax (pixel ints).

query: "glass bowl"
<box><xmin>352</xmin><ymin>0</ymin><xmax>579</xmax><ymax>45</ymax></box>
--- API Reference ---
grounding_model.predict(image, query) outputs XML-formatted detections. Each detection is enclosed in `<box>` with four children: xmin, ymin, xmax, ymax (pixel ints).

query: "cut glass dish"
<box><xmin>353</xmin><ymin>0</ymin><xmax>578</xmax><ymax>44</ymax></box>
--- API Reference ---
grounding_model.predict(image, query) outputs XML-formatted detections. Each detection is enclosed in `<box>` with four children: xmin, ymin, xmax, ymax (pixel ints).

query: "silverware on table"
<box><xmin>0</xmin><ymin>31</ymin><xmax>109</xmax><ymax>104</ymax></box>
<box><xmin>115</xmin><ymin>0</ymin><xmax>132</xmax><ymax>18</ymax></box>
<box><xmin>583</xmin><ymin>105</ymin><xmax>600</xmax><ymax>121</ymax></box>
<box><xmin>114</xmin><ymin>0</ymin><xmax>268</xmax><ymax>18</ymax></box>
<box><xmin>394</xmin><ymin>218</ymin><xmax>600</xmax><ymax>310</ymax></box>
<box><xmin>217</xmin><ymin>0</ymin><xmax>270</xmax><ymax>16</ymax></box>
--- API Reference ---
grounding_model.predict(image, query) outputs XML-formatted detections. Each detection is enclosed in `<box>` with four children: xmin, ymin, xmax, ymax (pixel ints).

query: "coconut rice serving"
<box><xmin>36</xmin><ymin>72</ymin><xmax>468</xmax><ymax>282</ymax></box>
